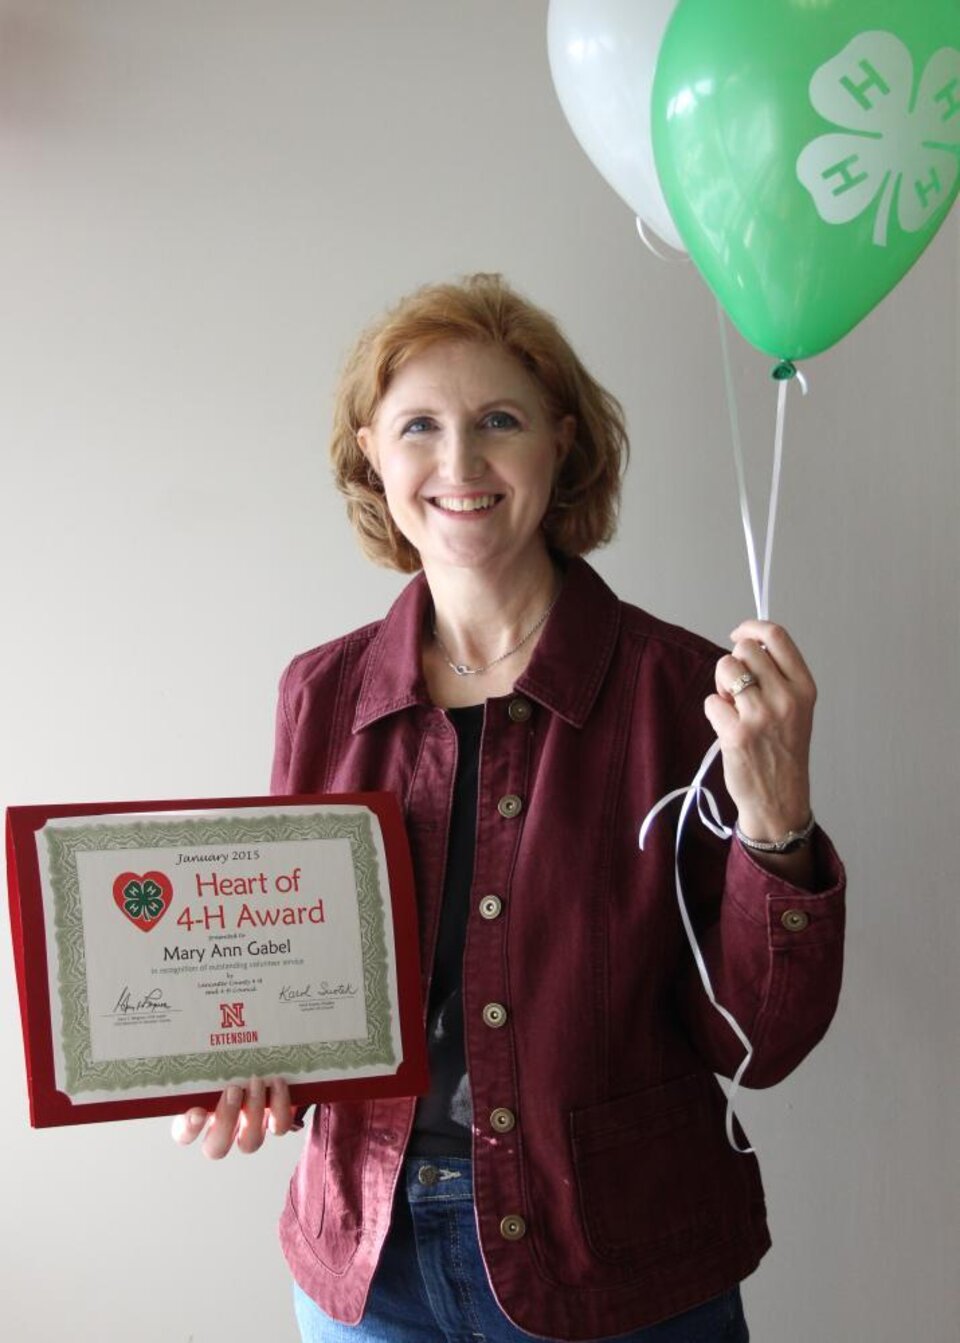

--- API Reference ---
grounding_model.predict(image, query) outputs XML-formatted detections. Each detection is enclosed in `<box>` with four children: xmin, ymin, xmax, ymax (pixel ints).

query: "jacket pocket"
<box><xmin>570</xmin><ymin>1073</ymin><xmax>740</xmax><ymax>1263</ymax></box>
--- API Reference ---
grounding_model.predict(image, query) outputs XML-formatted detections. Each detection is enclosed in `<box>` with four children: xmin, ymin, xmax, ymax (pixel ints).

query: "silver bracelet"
<box><xmin>734</xmin><ymin>812</ymin><xmax>816</xmax><ymax>854</ymax></box>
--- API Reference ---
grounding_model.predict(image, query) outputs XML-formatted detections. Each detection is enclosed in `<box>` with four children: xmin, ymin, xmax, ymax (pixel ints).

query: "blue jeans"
<box><xmin>293</xmin><ymin>1156</ymin><xmax>749</xmax><ymax>1343</ymax></box>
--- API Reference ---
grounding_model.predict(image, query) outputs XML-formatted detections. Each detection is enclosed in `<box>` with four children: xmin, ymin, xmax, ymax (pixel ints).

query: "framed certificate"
<box><xmin>6</xmin><ymin>793</ymin><xmax>428</xmax><ymax>1127</ymax></box>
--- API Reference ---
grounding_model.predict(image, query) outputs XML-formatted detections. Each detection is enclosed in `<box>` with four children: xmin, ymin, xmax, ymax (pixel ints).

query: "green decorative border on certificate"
<box><xmin>44</xmin><ymin>812</ymin><xmax>396</xmax><ymax>1095</ymax></box>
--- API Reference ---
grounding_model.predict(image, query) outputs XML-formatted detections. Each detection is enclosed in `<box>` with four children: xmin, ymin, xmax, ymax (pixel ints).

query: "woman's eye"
<box><xmin>483</xmin><ymin>411</ymin><xmax>519</xmax><ymax>430</ymax></box>
<box><xmin>402</xmin><ymin>417</ymin><xmax>434</xmax><ymax>435</ymax></box>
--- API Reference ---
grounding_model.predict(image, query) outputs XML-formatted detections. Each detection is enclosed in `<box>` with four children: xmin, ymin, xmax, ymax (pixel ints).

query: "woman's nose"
<box><xmin>441</xmin><ymin>429</ymin><xmax>484</xmax><ymax>481</ymax></box>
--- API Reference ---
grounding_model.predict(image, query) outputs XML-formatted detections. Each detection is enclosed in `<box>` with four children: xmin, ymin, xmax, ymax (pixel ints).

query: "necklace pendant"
<box><xmin>453</xmin><ymin>663</ymin><xmax>473</xmax><ymax>676</ymax></box>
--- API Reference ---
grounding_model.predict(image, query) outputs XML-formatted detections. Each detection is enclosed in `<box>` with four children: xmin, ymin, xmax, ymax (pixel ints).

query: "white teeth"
<box><xmin>434</xmin><ymin>495</ymin><xmax>499</xmax><ymax>512</ymax></box>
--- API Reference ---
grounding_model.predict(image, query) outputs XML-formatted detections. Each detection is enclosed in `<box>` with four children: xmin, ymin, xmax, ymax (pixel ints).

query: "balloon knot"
<box><xmin>772</xmin><ymin>360</ymin><xmax>797</xmax><ymax>381</ymax></box>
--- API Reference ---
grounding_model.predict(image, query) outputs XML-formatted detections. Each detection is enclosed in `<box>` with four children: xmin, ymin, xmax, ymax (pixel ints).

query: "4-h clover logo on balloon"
<box><xmin>112</xmin><ymin>871</ymin><xmax>174</xmax><ymax>932</ymax></box>
<box><xmin>797</xmin><ymin>32</ymin><xmax>960</xmax><ymax>247</ymax></box>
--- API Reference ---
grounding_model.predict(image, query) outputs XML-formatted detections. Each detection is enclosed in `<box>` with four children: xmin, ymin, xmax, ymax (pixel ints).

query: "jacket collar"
<box><xmin>353</xmin><ymin>557</ymin><xmax>621</xmax><ymax>732</ymax></box>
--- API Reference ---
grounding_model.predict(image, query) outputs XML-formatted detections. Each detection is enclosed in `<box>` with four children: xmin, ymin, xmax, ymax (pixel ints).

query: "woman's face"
<box><xmin>358</xmin><ymin>341</ymin><xmax>575</xmax><ymax>579</ymax></box>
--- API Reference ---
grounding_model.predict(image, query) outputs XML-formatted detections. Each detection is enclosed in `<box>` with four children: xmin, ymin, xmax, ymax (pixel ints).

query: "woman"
<box><xmin>175</xmin><ymin>274</ymin><xmax>845</xmax><ymax>1342</ymax></box>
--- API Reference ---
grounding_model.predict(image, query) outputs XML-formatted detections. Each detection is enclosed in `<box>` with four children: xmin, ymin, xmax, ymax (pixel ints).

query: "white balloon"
<box><xmin>547</xmin><ymin>0</ymin><xmax>685</xmax><ymax>253</ymax></box>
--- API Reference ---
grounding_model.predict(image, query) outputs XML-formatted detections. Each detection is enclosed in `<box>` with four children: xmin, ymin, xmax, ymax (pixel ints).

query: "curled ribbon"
<box><xmin>635</xmin><ymin>216</ymin><xmax>689</xmax><ymax>264</ymax></box>
<box><xmin>639</xmin><ymin>310</ymin><xmax>808</xmax><ymax>1153</ymax></box>
<box><xmin>639</xmin><ymin>741</ymin><xmax>753</xmax><ymax>1153</ymax></box>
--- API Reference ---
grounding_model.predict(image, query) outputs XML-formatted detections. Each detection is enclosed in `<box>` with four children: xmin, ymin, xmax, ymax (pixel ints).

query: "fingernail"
<box><xmin>187</xmin><ymin>1107</ymin><xmax>207</xmax><ymax>1128</ymax></box>
<box><xmin>249</xmin><ymin>1075</ymin><xmax>265</xmax><ymax>1100</ymax></box>
<box><xmin>226</xmin><ymin>1085</ymin><xmax>243</xmax><ymax>1106</ymax></box>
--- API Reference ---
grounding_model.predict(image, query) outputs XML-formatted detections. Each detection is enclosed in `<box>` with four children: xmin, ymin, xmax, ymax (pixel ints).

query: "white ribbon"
<box><xmin>714</xmin><ymin>306</ymin><xmax>806</xmax><ymax>620</ymax></box>
<box><xmin>639</xmin><ymin>743</ymin><xmax>754</xmax><ymax>1152</ymax></box>
<box><xmin>635</xmin><ymin>216</ymin><xmax>689</xmax><ymax>264</ymax></box>
<box><xmin>639</xmin><ymin>311</ymin><xmax>808</xmax><ymax>1153</ymax></box>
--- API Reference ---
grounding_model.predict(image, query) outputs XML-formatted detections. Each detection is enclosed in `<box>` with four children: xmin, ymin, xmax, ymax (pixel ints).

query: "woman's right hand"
<box><xmin>171</xmin><ymin>1076</ymin><xmax>296</xmax><ymax>1158</ymax></box>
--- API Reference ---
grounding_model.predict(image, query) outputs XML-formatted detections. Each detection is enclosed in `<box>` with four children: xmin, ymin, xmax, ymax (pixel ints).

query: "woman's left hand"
<box><xmin>704</xmin><ymin>619</ymin><xmax>816</xmax><ymax>843</ymax></box>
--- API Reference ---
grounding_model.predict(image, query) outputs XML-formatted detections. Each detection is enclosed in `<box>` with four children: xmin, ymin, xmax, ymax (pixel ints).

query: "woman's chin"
<box><xmin>420</xmin><ymin>539</ymin><xmax>551</xmax><ymax>583</ymax></box>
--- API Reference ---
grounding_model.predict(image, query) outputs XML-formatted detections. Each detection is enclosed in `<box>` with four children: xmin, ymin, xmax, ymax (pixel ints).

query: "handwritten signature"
<box><xmin>112</xmin><ymin>987</ymin><xmax>173</xmax><ymax>1015</ymax></box>
<box><xmin>279</xmin><ymin>982</ymin><xmax>357</xmax><ymax>1003</ymax></box>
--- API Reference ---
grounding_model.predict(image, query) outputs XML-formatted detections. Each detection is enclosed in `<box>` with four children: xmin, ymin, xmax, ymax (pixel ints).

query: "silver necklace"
<box><xmin>433</xmin><ymin>593</ymin><xmax>558</xmax><ymax>677</ymax></box>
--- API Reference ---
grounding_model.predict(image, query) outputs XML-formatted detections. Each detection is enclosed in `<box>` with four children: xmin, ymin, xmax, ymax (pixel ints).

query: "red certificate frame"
<box><xmin>6</xmin><ymin>792</ymin><xmax>428</xmax><ymax>1128</ymax></box>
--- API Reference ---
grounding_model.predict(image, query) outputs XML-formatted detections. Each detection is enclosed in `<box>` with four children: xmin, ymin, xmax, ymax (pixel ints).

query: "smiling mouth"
<box><xmin>429</xmin><ymin>494</ymin><xmax>503</xmax><ymax>513</ymax></box>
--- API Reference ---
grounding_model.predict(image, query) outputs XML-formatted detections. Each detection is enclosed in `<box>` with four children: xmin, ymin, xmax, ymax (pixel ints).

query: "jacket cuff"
<box><xmin>725</xmin><ymin>827</ymin><xmax>846</xmax><ymax>948</ymax></box>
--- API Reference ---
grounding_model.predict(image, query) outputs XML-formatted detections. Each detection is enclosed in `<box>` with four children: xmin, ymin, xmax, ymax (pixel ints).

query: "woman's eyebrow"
<box><xmin>383</xmin><ymin>395</ymin><xmax>535</xmax><ymax>430</ymax></box>
<box><xmin>389</xmin><ymin>398</ymin><xmax>529</xmax><ymax>422</ymax></box>
<box><xmin>386</xmin><ymin>406</ymin><xmax>439</xmax><ymax>426</ymax></box>
<box><xmin>475</xmin><ymin>398</ymin><xmax>529</xmax><ymax>415</ymax></box>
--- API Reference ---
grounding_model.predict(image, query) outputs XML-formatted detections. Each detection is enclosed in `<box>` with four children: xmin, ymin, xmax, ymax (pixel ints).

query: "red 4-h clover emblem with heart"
<box><xmin>112</xmin><ymin>871</ymin><xmax>174</xmax><ymax>932</ymax></box>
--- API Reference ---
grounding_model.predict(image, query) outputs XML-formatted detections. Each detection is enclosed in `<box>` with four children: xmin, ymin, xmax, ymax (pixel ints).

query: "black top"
<box><xmin>407</xmin><ymin>703</ymin><xmax>483</xmax><ymax>1157</ymax></box>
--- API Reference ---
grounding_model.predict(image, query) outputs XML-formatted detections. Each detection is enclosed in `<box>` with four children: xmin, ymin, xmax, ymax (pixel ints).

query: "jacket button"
<box><xmin>781</xmin><ymin>909</ymin><xmax>810</xmax><ymax>932</ymax></box>
<box><xmin>507</xmin><ymin>697</ymin><xmax>532</xmax><ymax>723</ymax></box>
<box><xmin>497</xmin><ymin>794</ymin><xmax>523</xmax><ymax>819</ymax></box>
<box><xmin>499</xmin><ymin>1214</ymin><xmax>527</xmax><ymax>1241</ymax></box>
<box><xmin>482</xmin><ymin>1002</ymin><xmax>508</xmax><ymax>1029</ymax></box>
<box><xmin>479</xmin><ymin>894</ymin><xmax>503</xmax><ymax>920</ymax></box>
<box><xmin>418</xmin><ymin>1165</ymin><xmax>440</xmax><ymax>1186</ymax></box>
<box><xmin>490</xmin><ymin>1107</ymin><xmax>516</xmax><ymax>1133</ymax></box>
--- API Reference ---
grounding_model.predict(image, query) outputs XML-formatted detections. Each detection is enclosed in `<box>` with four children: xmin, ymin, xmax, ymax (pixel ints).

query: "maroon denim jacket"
<box><xmin>272</xmin><ymin>558</ymin><xmax>845</xmax><ymax>1339</ymax></box>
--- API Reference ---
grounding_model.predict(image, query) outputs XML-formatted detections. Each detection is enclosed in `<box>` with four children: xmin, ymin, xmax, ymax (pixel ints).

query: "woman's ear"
<box><xmin>556</xmin><ymin>414</ymin><xmax>576</xmax><ymax>467</ymax></box>
<box><xmin>357</xmin><ymin>426</ymin><xmax>379</xmax><ymax>475</ymax></box>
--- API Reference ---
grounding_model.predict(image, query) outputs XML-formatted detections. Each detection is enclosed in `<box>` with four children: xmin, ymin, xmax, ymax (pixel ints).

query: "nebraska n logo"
<box><xmin>219</xmin><ymin>1002</ymin><xmax>246</xmax><ymax>1029</ymax></box>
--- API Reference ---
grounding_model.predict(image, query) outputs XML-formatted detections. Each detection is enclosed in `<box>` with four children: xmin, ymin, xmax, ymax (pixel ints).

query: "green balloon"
<box><xmin>651</xmin><ymin>0</ymin><xmax>960</xmax><ymax>359</ymax></box>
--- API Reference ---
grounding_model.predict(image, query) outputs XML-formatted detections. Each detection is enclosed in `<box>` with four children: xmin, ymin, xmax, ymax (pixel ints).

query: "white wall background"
<box><xmin>0</xmin><ymin>3</ymin><xmax>957</xmax><ymax>1340</ymax></box>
